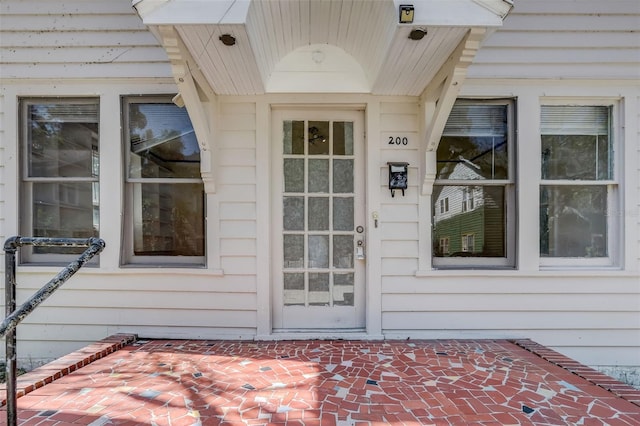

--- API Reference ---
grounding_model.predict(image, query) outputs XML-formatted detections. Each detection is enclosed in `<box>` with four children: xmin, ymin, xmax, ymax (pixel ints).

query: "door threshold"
<box><xmin>256</xmin><ymin>330</ymin><xmax>384</xmax><ymax>341</ymax></box>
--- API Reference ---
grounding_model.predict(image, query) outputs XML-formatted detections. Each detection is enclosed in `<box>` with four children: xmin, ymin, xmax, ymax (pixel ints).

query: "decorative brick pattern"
<box><xmin>513</xmin><ymin>339</ymin><xmax>640</xmax><ymax>407</ymax></box>
<box><xmin>0</xmin><ymin>333</ymin><xmax>136</xmax><ymax>406</ymax></box>
<box><xmin>1</xmin><ymin>338</ymin><xmax>639</xmax><ymax>425</ymax></box>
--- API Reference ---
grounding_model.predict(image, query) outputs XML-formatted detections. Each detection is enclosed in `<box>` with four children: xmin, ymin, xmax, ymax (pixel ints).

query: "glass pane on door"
<box><xmin>282</xmin><ymin>119</ymin><xmax>357</xmax><ymax>307</ymax></box>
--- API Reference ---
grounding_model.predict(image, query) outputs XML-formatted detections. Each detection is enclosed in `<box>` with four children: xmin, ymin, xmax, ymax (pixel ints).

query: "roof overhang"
<box><xmin>132</xmin><ymin>0</ymin><xmax>512</xmax><ymax>192</ymax></box>
<box><xmin>133</xmin><ymin>0</ymin><xmax>513</xmax><ymax>96</ymax></box>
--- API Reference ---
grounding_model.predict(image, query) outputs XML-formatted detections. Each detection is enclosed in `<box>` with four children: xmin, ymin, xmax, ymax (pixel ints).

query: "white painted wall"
<box><xmin>470</xmin><ymin>0</ymin><xmax>640</xmax><ymax>80</ymax></box>
<box><xmin>0</xmin><ymin>0</ymin><xmax>638</xmax><ymax>379</ymax></box>
<box><xmin>0</xmin><ymin>81</ymin><xmax>261</xmax><ymax>366</ymax></box>
<box><xmin>0</xmin><ymin>1</ymin><xmax>259</xmax><ymax>366</ymax></box>
<box><xmin>384</xmin><ymin>82</ymin><xmax>639</xmax><ymax>370</ymax></box>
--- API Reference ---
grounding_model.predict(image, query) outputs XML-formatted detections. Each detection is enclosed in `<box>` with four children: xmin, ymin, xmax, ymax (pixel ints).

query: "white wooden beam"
<box><xmin>134</xmin><ymin>0</ymin><xmax>251</xmax><ymax>25</ymax></box>
<box><xmin>472</xmin><ymin>0</ymin><xmax>513</xmax><ymax>19</ymax></box>
<box><xmin>157</xmin><ymin>25</ymin><xmax>217</xmax><ymax>193</ymax></box>
<box><xmin>420</xmin><ymin>27</ymin><xmax>486</xmax><ymax>195</ymax></box>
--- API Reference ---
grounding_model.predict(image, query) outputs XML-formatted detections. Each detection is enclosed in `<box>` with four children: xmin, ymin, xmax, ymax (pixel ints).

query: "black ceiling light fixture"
<box><xmin>408</xmin><ymin>28</ymin><xmax>427</xmax><ymax>40</ymax></box>
<box><xmin>219</xmin><ymin>34</ymin><xmax>236</xmax><ymax>46</ymax></box>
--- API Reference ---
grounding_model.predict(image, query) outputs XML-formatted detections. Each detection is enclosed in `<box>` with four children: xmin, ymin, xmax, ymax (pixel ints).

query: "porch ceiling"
<box><xmin>134</xmin><ymin>0</ymin><xmax>512</xmax><ymax>96</ymax></box>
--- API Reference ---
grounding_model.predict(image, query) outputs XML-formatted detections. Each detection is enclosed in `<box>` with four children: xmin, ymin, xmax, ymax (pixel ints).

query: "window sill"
<box><xmin>16</xmin><ymin>265</ymin><xmax>225</xmax><ymax>277</ymax></box>
<box><xmin>415</xmin><ymin>268</ymin><xmax>636</xmax><ymax>278</ymax></box>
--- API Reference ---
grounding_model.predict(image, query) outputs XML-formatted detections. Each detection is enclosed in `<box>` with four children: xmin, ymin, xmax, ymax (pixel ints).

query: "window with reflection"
<box><xmin>20</xmin><ymin>98</ymin><xmax>100</xmax><ymax>264</ymax></box>
<box><xmin>122</xmin><ymin>96</ymin><xmax>204</xmax><ymax>266</ymax></box>
<box><xmin>540</xmin><ymin>105</ymin><xmax>615</xmax><ymax>264</ymax></box>
<box><xmin>432</xmin><ymin>100</ymin><xmax>515</xmax><ymax>268</ymax></box>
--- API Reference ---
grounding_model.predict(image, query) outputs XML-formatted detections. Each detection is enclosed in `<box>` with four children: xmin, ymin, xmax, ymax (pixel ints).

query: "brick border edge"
<box><xmin>0</xmin><ymin>333</ymin><xmax>137</xmax><ymax>406</ymax></box>
<box><xmin>512</xmin><ymin>339</ymin><xmax>640</xmax><ymax>407</ymax></box>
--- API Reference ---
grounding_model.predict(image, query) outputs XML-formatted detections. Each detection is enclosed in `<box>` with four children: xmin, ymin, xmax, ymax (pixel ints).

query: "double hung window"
<box><xmin>432</xmin><ymin>99</ymin><xmax>515</xmax><ymax>268</ymax></box>
<box><xmin>439</xmin><ymin>237</ymin><xmax>450</xmax><ymax>255</ymax></box>
<box><xmin>20</xmin><ymin>98</ymin><xmax>100</xmax><ymax>264</ymax></box>
<box><xmin>462</xmin><ymin>188</ymin><xmax>474</xmax><ymax>212</ymax></box>
<box><xmin>539</xmin><ymin>104</ymin><xmax>617</xmax><ymax>266</ymax></box>
<box><xmin>462</xmin><ymin>234</ymin><xmax>475</xmax><ymax>253</ymax></box>
<box><xmin>122</xmin><ymin>96</ymin><xmax>205</xmax><ymax>266</ymax></box>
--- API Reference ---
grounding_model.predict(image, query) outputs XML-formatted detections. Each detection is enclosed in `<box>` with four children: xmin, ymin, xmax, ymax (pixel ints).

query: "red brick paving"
<box><xmin>1</xmin><ymin>337</ymin><xmax>639</xmax><ymax>425</ymax></box>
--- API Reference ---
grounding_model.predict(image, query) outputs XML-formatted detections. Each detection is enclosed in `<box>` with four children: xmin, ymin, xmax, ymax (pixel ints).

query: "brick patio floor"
<box><xmin>1</xmin><ymin>335</ymin><xmax>639</xmax><ymax>425</ymax></box>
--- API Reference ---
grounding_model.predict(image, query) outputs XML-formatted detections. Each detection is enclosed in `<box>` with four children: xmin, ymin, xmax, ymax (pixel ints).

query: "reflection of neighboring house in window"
<box><xmin>439</xmin><ymin>237</ymin><xmax>450</xmax><ymax>255</ymax></box>
<box><xmin>462</xmin><ymin>233</ymin><xmax>475</xmax><ymax>252</ymax></box>
<box><xmin>433</xmin><ymin>161</ymin><xmax>503</xmax><ymax>256</ymax></box>
<box><xmin>439</xmin><ymin>197</ymin><xmax>449</xmax><ymax>214</ymax></box>
<box><xmin>462</xmin><ymin>188</ymin><xmax>474</xmax><ymax>212</ymax></box>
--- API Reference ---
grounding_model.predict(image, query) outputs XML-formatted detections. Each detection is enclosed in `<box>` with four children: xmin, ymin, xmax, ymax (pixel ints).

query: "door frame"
<box><xmin>270</xmin><ymin>107</ymin><xmax>367</xmax><ymax>331</ymax></box>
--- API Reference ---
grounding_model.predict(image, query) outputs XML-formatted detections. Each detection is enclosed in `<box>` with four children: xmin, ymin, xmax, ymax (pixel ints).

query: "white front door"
<box><xmin>272</xmin><ymin>109</ymin><xmax>365</xmax><ymax>330</ymax></box>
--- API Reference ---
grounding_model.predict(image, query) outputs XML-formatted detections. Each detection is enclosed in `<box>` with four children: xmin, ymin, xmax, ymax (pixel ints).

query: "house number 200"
<box><xmin>388</xmin><ymin>136</ymin><xmax>408</xmax><ymax>146</ymax></box>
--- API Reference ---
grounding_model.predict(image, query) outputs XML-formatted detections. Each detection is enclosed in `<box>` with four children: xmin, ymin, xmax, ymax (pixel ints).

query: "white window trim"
<box><xmin>431</xmin><ymin>99</ymin><xmax>517</xmax><ymax>269</ymax></box>
<box><xmin>121</xmin><ymin>95</ymin><xmax>206</xmax><ymax>268</ymax></box>
<box><xmin>419</xmin><ymin>87</ymin><xmax>636</xmax><ymax>276</ymax></box>
<box><xmin>539</xmin><ymin>99</ymin><xmax>621</xmax><ymax>269</ymax></box>
<box><xmin>4</xmin><ymin>82</ymin><xmax>225</xmax><ymax>275</ymax></box>
<box><xmin>19</xmin><ymin>97</ymin><xmax>100</xmax><ymax>266</ymax></box>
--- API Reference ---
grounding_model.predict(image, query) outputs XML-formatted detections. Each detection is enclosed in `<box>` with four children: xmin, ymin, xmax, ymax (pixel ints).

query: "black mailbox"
<box><xmin>387</xmin><ymin>162</ymin><xmax>409</xmax><ymax>197</ymax></box>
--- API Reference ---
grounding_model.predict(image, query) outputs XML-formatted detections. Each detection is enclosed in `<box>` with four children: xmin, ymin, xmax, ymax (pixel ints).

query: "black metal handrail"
<box><xmin>2</xmin><ymin>237</ymin><xmax>105</xmax><ymax>426</ymax></box>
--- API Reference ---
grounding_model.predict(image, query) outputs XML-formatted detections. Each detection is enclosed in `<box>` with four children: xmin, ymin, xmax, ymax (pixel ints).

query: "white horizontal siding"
<box><xmin>381</xmin><ymin>271</ymin><xmax>640</xmax><ymax>367</ymax></box>
<box><xmin>383</xmin><ymin>311</ymin><xmax>639</xmax><ymax>331</ymax></box>
<box><xmin>22</xmin><ymin>324</ymin><xmax>252</xmax><ymax>342</ymax></box>
<box><xmin>1</xmin><ymin>0</ymin><xmax>135</xmax><ymax>14</ymax></box>
<box><xmin>218</xmin><ymin>166</ymin><xmax>256</xmax><ymax>185</ymax></box>
<box><xmin>0</xmin><ymin>84</ymin><xmax>260</xmax><ymax>365</ymax></box>
<box><xmin>6</xmin><ymin>270</ymin><xmax>258</xmax><ymax>366</ymax></box>
<box><xmin>500</xmin><ymin>14</ymin><xmax>639</xmax><ymax>32</ymax></box>
<box><xmin>218</xmin><ymin>101</ymin><xmax>259</xmax><ymax>279</ymax></box>
<box><xmin>0</xmin><ymin>14</ymin><xmax>145</xmax><ymax>32</ymax></box>
<box><xmin>220</xmin><ymin>238</ymin><xmax>257</xmax><ymax>256</ymax></box>
<box><xmin>0</xmin><ymin>0</ymin><xmax>638</xmax><ymax>375</ymax></box>
<box><xmin>378</xmin><ymin>100</ymin><xmax>420</xmax><ymax>283</ymax></box>
<box><xmin>513</xmin><ymin>0</ymin><xmax>640</xmax><ymax>14</ymax></box>
<box><xmin>0</xmin><ymin>31</ymin><xmax>160</xmax><ymax>48</ymax></box>
<box><xmin>381</xmin><ymin>275</ymin><xmax>640</xmax><ymax>294</ymax></box>
<box><xmin>380</xmin><ymin>222</ymin><xmax>419</xmax><ymax>241</ymax></box>
<box><xmin>13</xmin><ymin>266</ymin><xmax>257</xmax><ymax>304</ymax></box>
<box><xmin>12</xmin><ymin>272</ymin><xmax>256</xmax><ymax>293</ymax></box>
<box><xmin>484</xmin><ymin>31</ymin><xmax>640</xmax><ymax>49</ymax></box>
<box><xmin>0</xmin><ymin>91</ymin><xmax>5</xmax><ymax>243</ymax></box>
<box><xmin>382</xmin><ymin>293</ymin><xmax>640</xmax><ymax>312</ymax></box>
<box><xmin>469</xmin><ymin>0</ymin><xmax>640</xmax><ymax>80</ymax></box>
<box><xmin>20</xmin><ymin>289</ymin><xmax>257</xmax><ymax>311</ymax></box>
<box><xmin>1</xmin><ymin>47</ymin><xmax>168</xmax><ymax>63</ymax></box>
<box><xmin>219</xmin><ymin>131</ymin><xmax>257</xmax><ymax>149</ymax></box>
<box><xmin>220</xmin><ymin>203</ymin><xmax>256</xmax><ymax>221</ymax></box>
<box><xmin>25</xmin><ymin>307</ymin><xmax>256</xmax><ymax>329</ymax></box>
<box><xmin>637</xmin><ymin>95</ymin><xmax>640</xmax><ymax>268</ymax></box>
<box><xmin>219</xmin><ymin>150</ymin><xmax>256</xmax><ymax>167</ymax></box>
<box><xmin>219</xmin><ymin>221</ymin><xmax>257</xmax><ymax>239</ymax></box>
<box><xmin>377</xmin><ymin>83</ymin><xmax>639</xmax><ymax>369</ymax></box>
<box><xmin>0</xmin><ymin>0</ymin><xmax>171</xmax><ymax>79</ymax></box>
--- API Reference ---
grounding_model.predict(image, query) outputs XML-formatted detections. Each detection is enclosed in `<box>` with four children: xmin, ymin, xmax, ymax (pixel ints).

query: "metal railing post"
<box><xmin>4</xmin><ymin>237</ymin><xmax>18</xmax><ymax>426</ymax></box>
<box><xmin>2</xmin><ymin>237</ymin><xmax>105</xmax><ymax>426</ymax></box>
